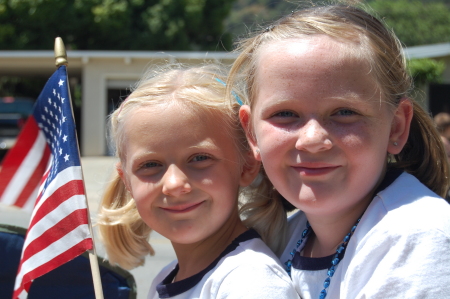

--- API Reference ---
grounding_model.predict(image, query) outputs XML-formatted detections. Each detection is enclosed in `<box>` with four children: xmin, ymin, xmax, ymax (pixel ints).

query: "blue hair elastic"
<box><xmin>215</xmin><ymin>78</ymin><xmax>243</xmax><ymax>105</ymax></box>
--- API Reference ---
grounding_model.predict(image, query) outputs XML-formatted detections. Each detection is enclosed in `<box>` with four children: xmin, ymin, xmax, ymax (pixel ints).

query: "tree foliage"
<box><xmin>368</xmin><ymin>0</ymin><xmax>450</xmax><ymax>47</ymax></box>
<box><xmin>408</xmin><ymin>58</ymin><xmax>446</xmax><ymax>87</ymax></box>
<box><xmin>0</xmin><ymin>0</ymin><xmax>234</xmax><ymax>51</ymax></box>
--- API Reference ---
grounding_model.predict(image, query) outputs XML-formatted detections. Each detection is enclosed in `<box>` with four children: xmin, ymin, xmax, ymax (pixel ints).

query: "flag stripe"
<box><xmin>0</xmin><ymin>116</ymin><xmax>40</xmax><ymax>189</ymax></box>
<box><xmin>22</xmin><ymin>184</ymin><xmax>40</xmax><ymax>212</ymax></box>
<box><xmin>29</xmin><ymin>179</ymin><xmax>85</xmax><ymax>232</ymax></box>
<box><xmin>14</xmin><ymin>145</ymin><xmax>51</xmax><ymax>208</ymax></box>
<box><xmin>29</xmin><ymin>166</ymin><xmax>84</xmax><ymax>228</ymax></box>
<box><xmin>14</xmin><ymin>237</ymin><xmax>93</xmax><ymax>292</ymax></box>
<box><xmin>23</xmin><ymin>194</ymin><xmax>87</xmax><ymax>257</ymax></box>
<box><xmin>0</xmin><ymin>129</ymin><xmax>47</xmax><ymax>206</ymax></box>
<box><xmin>22</xmin><ymin>209</ymin><xmax>89</xmax><ymax>263</ymax></box>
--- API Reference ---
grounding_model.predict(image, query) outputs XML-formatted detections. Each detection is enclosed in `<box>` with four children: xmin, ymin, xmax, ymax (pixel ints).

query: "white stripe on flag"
<box><xmin>29</xmin><ymin>166</ymin><xmax>84</xmax><ymax>221</ymax></box>
<box><xmin>22</xmin><ymin>184</ymin><xmax>40</xmax><ymax>213</ymax></box>
<box><xmin>23</xmin><ymin>194</ymin><xmax>87</xmax><ymax>249</ymax></box>
<box><xmin>1</xmin><ymin>132</ymin><xmax>47</xmax><ymax>205</ymax></box>
<box><xmin>14</xmin><ymin>224</ymin><xmax>91</xmax><ymax>290</ymax></box>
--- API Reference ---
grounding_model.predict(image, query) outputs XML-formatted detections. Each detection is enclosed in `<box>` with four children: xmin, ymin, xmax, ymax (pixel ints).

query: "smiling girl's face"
<box><xmin>119</xmin><ymin>102</ymin><xmax>250</xmax><ymax>245</ymax></box>
<box><xmin>241</xmin><ymin>36</ymin><xmax>402</xmax><ymax>221</ymax></box>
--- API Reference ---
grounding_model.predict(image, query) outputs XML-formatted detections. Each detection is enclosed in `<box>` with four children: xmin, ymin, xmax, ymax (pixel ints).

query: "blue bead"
<box><xmin>302</xmin><ymin>229</ymin><xmax>309</xmax><ymax>237</ymax></box>
<box><xmin>327</xmin><ymin>266</ymin><xmax>335</xmax><ymax>277</ymax></box>
<box><xmin>336</xmin><ymin>245</ymin><xmax>345</xmax><ymax>253</ymax></box>
<box><xmin>343</xmin><ymin>234</ymin><xmax>350</xmax><ymax>242</ymax></box>
<box><xmin>323</xmin><ymin>277</ymin><xmax>330</xmax><ymax>288</ymax></box>
<box><xmin>285</xmin><ymin>260</ymin><xmax>292</xmax><ymax>267</ymax></box>
<box><xmin>351</xmin><ymin>225</ymin><xmax>357</xmax><ymax>232</ymax></box>
<box><xmin>319</xmin><ymin>289</ymin><xmax>327</xmax><ymax>299</ymax></box>
<box><xmin>332</xmin><ymin>257</ymin><xmax>339</xmax><ymax>265</ymax></box>
<box><xmin>297</xmin><ymin>240</ymin><xmax>302</xmax><ymax>246</ymax></box>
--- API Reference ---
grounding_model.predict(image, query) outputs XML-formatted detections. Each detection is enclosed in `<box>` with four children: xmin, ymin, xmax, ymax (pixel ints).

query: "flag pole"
<box><xmin>54</xmin><ymin>37</ymin><xmax>104</xmax><ymax>299</ymax></box>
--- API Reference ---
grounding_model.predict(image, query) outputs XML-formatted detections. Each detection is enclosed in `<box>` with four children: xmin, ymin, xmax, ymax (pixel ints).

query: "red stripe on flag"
<box><xmin>0</xmin><ymin>117</ymin><xmax>41</xmax><ymax>195</ymax></box>
<box><xmin>14</xmin><ymin>146</ymin><xmax>51</xmax><ymax>208</ymax></box>
<box><xmin>28</xmin><ymin>180</ymin><xmax>85</xmax><ymax>231</ymax></box>
<box><xmin>13</xmin><ymin>238</ymin><xmax>93</xmax><ymax>299</ymax></box>
<box><xmin>21</xmin><ymin>209</ymin><xmax>89</xmax><ymax>263</ymax></box>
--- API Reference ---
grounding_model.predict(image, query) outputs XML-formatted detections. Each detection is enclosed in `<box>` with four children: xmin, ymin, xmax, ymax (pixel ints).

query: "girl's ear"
<box><xmin>116</xmin><ymin>162</ymin><xmax>131</xmax><ymax>193</ymax></box>
<box><xmin>240</xmin><ymin>151</ymin><xmax>261</xmax><ymax>187</ymax></box>
<box><xmin>388</xmin><ymin>98</ymin><xmax>413</xmax><ymax>155</ymax></box>
<box><xmin>239</xmin><ymin>105</ymin><xmax>261</xmax><ymax>161</ymax></box>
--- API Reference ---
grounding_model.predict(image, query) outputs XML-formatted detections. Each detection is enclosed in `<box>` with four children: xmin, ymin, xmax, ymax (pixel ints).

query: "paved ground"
<box><xmin>0</xmin><ymin>156</ymin><xmax>176</xmax><ymax>299</ymax></box>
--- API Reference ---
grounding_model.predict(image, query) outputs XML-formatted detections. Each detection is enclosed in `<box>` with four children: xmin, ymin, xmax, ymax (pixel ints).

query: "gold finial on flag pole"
<box><xmin>54</xmin><ymin>37</ymin><xmax>68</xmax><ymax>67</ymax></box>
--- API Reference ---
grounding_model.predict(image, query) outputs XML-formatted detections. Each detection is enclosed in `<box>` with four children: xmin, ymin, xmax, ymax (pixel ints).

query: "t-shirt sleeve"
<box><xmin>343</xmin><ymin>227</ymin><xmax>450</xmax><ymax>298</ymax></box>
<box><xmin>215</xmin><ymin>263</ymin><xmax>299</xmax><ymax>299</ymax></box>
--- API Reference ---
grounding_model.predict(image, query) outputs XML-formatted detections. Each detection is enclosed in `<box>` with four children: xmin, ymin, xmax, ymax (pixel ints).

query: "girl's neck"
<box><xmin>303</xmin><ymin>167</ymin><xmax>388</xmax><ymax>258</ymax></box>
<box><xmin>303</xmin><ymin>194</ymin><xmax>373</xmax><ymax>258</ymax></box>
<box><xmin>171</xmin><ymin>213</ymin><xmax>248</xmax><ymax>281</ymax></box>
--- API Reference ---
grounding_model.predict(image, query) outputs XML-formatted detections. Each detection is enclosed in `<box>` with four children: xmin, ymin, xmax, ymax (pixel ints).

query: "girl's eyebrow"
<box><xmin>188</xmin><ymin>140</ymin><xmax>219</xmax><ymax>151</ymax></box>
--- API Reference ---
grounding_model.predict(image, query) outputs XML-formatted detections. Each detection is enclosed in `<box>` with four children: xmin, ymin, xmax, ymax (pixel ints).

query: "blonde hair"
<box><xmin>228</xmin><ymin>4</ymin><xmax>449</xmax><ymax>198</ymax></box>
<box><xmin>98</xmin><ymin>64</ymin><xmax>287</xmax><ymax>269</ymax></box>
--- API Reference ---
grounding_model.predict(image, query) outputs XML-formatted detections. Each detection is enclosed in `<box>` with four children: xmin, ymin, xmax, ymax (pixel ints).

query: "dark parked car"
<box><xmin>0</xmin><ymin>97</ymin><xmax>35</xmax><ymax>161</ymax></box>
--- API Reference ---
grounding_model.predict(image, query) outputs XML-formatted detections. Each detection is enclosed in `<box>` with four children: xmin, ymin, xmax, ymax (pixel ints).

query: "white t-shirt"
<box><xmin>280</xmin><ymin>171</ymin><xmax>450</xmax><ymax>299</ymax></box>
<box><xmin>148</xmin><ymin>229</ymin><xmax>299</xmax><ymax>299</ymax></box>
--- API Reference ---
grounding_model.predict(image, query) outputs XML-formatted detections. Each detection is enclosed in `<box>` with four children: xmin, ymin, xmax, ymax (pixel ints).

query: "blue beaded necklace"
<box><xmin>285</xmin><ymin>218</ymin><xmax>361</xmax><ymax>299</ymax></box>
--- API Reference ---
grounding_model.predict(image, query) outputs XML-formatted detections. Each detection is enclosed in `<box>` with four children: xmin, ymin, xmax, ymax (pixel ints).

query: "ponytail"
<box><xmin>97</xmin><ymin>173</ymin><xmax>155</xmax><ymax>270</ymax></box>
<box><xmin>240</xmin><ymin>170</ymin><xmax>289</xmax><ymax>256</ymax></box>
<box><xmin>392</xmin><ymin>102</ymin><xmax>450</xmax><ymax>198</ymax></box>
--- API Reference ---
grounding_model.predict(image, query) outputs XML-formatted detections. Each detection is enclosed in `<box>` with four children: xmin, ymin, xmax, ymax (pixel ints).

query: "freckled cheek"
<box><xmin>256</xmin><ymin>123</ymin><xmax>294</xmax><ymax>153</ymax></box>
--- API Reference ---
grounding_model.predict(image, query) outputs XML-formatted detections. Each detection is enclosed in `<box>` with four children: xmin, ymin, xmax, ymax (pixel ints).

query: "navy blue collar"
<box><xmin>156</xmin><ymin>229</ymin><xmax>260</xmax><ymax>298</ymax></box>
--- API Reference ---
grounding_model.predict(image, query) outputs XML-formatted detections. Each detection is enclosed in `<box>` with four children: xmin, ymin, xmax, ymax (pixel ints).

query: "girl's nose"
<box><xmin>295</xmin><ymin>119</ymin><xmax>333</xmax><ymax>153</ymax></box>
<box><xmin>162</xmin><ymin>165</ymin><xmax>192</xmax><ymax>197</ymax></box>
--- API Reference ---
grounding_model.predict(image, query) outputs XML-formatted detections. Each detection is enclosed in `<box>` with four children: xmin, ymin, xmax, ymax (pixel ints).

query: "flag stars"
<box><xmin>59</xmin><ymin>148</ymin><xmax>62</xmax><ymax>155</ymax></box>
<box><xmin>61</xmin><ymin>98</ymin><xmax>65</xmax><ymax>104</ymax></box>
<box><xmin>58</xmin><ymin>79</ymin><xmax>64</xmax><ymax>87</ymax></box>
<box><xmin>62</xmin><ymin>116</ymin><xmax>66</xmax><ymax>123</ymax></box>
<box><xmin>64</xmin><ymin>154</ymin><xmax>70</xmax><ymax>162</ymax></box>
<box><xmin>62</xmin><ymin>135</ymin><xmax>68</xmax><ymax>142</ymax></box>
<box><xmin>54</xmin><ymin>102</ymin><xmax>57</xmax><ymax>109</ymax></box>
<box><xmin>44</xmin><ymin>107</ymin><xmax>48</xmax><ymax>113</ymax></box>
<box><xmin>48</xmin><ymin>98</ymin><xmax>52</xmax><ymax>104</ymax></box>
<box><xmin>53</xmin><ymin>89</ymin><xmax>56</xmax><ymax>96</ymax></box>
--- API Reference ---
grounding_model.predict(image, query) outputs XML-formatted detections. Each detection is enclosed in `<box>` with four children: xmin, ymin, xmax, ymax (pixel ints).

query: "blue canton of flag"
<box><xmin>34</xmin><ymin>67</ymin><xmax>82</xmax><ymax>193</ymax></box>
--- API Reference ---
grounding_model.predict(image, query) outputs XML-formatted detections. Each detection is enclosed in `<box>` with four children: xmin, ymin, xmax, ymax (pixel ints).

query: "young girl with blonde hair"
<box><xmin>97</xmin><ymin>64</ymin><xmax>297</xmax><ymax>299</ymax></box>
<box><xmin>229</xmin><ymin>4</ymin><xmax>450</xmax><ymax>299</ymax></box>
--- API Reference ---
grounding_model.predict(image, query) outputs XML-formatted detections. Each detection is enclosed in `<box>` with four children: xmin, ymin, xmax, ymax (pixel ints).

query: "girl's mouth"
<box><xmin>292</xmin><ymin>163</ymin><xmax>340</xmax><ymax>176</ymax></box>
<box><xmin>161</xmin><ymin>201</ymin><xmax>205</xmax><ymax>213</ymax></box>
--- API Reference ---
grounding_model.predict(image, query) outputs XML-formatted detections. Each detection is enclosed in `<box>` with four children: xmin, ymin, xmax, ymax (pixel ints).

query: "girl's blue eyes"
<box><xmin>191</xmin><ymin>155</ymin><xmax>210</xmax><ymax>162</ymax></box>
<box><xmin>272</xmin><ymin>109</ymin><xmax>356</xmax><ymax>118</ymax></box>
<box><xmin>143</xmin><ymin>161</ymin><xmax>160</xmax><ymax>168</ymax></box>
<box><xmin>336</xmin><ymin>109</ymin><xmax>355</xmax><ymax>116</ymax></box>
<box><xmin>141</xmin><ymin>154</ymin><xmax>211</xmax><ymax>169</ymax></box>
<box><xmin>273</xmin><ymin>111</ymin><xmax>296</xmax><ymax>117</ymax></box>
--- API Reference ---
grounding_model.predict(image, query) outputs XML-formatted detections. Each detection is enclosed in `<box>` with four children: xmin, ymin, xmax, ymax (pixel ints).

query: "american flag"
<box><xmin>0</xmin><ymin>66</ymin><xmax>93</xmax><ymax>298</ymax></box>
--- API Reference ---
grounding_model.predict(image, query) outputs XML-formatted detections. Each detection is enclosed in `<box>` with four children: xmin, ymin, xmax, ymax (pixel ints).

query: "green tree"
<box><xmin>0</xmin><ymin>0</ymin><xmax>234</xmax><ymax>51</ymax></box>
<box><xmin>408</xmin><ymin>58</ymin><xmax>445</xmax><ymax>87</ymax></box>
<box><xmin>368</xmin><ymin>0</ymin><xmax>450</xmax><ymax>47</ymax></box>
